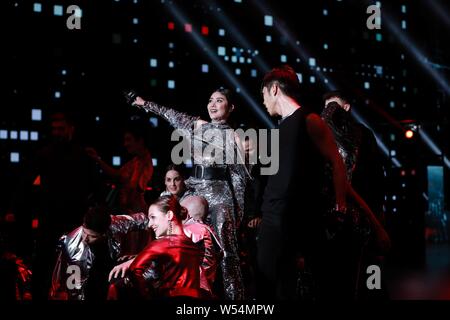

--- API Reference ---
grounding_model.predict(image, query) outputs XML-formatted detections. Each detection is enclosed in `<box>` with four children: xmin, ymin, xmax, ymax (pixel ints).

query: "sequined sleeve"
<box><xmin>140</xmin><ymin>101</ymin><xmax>200</xmax><ymax>131</ymax></box>
<box><xmin>229</xmin><ymin>163</ymin><xmax>247</xmax><ymax>226</ymax></box>
<box><xmin>110</xmin><ymin>213</ymin><xmax>148</xmax><ymax>236</ymax></box>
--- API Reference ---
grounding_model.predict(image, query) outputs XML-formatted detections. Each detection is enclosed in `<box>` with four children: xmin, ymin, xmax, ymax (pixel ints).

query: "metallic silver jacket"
<box><xmin>49</xmin><ymin>213</ymin><xmax>148</xmax><ymax>300</ymax></box>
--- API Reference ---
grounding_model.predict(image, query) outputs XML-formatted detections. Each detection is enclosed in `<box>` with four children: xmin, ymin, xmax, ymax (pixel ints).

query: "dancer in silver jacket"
<box><xmin>49</xmin><ymin>210</ymin><xmax>147</xmax><ymax>300</ymax></box>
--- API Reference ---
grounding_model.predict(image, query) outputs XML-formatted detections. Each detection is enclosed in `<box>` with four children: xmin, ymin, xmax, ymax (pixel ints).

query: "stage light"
<box><xmin>33</xmin><ymin>3</ymin><xmax>42</xmax><ymax>13</ymax></box>
<box><xmin>10</xmin><ymin>152</ymin><xmax>20</xmax><ymax>163</ymax></box>
<box><xmin>20</xmin><ymin>131</ymin><xmax>29</xmax><ymax>141</ymax></box>
<box><xmin>163</xmin><ymin>2</ymin><xmax>277</xmax><ymax>128</ymax></box>
<box><xmin>53</xmin><ymin>5</ymin><xmax>63</xmax><ymax>16</ymax></box>
<box><xmin>112</xmin><ymin>156</ymin><xmax>121</xmax><ymax>166</ymax></box>
<box><xmin>264</xmin><ymin>15</ymin><xmax>273</xmax><ymax>26</ymax></box>
<box><xmin>218</xmin><ymin>46</ymin><xmax>226</xmax><ymax>56</ymax></box>
<box><xmin>405</xmin><ymin>129</ymin><xmax>414</xmax><ymax>139</ymax></box>
<box><xmin>401</xmin><ymin>120</ymin><xmax>418</xmax><ymax>139</ymax></box>
<box><xmin>184</xmin><ymin>24</ymin><xmax>192</xmax><ymax>33</ymax></box>
<box><xmin>377</xmin><ymin>3</ymin><xmax>450</xmax><ymax>96</ymax></box>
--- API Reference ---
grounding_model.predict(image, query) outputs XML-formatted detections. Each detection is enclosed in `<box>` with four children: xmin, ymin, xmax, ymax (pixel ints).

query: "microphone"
<box><xmin>123</xmin><ymin>90</ymin><xmax>138</xmax><ymax>105</ymax></box>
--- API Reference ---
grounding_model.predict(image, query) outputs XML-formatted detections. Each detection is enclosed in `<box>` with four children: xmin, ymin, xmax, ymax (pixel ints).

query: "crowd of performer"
<box><xmin>0</xmin><ymin>65</ymin><xmax>390</xmax><ymax>301</ymax></box>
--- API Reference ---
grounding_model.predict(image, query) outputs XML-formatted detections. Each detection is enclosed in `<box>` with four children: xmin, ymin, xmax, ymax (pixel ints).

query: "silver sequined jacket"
<box><xmin>138</xmin><ymin>101</ymin><xmax>248</xmax><ymax>300</ymax></box>
<box><xmin>49</xmin><ymin>213</ymin><xmax>148</xmax><ymax>300</ymax></box>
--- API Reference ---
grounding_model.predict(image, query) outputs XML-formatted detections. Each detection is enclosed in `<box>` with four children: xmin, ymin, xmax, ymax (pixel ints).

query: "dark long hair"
<box><xmin>212</xmin><ymin>86</ymin><xmax>238</xmax><ymax>128</ymax></box>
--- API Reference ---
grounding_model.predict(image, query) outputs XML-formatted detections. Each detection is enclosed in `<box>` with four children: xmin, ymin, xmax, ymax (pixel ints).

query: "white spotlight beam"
<box><xmin>165</xmin><ymin>3</ymin><xmax>275</xmax><ymax>128</ymax></box>
<box><xmin>202</xmin><ymin>0</ymin><xmax>271</xmax><ymax>72</ymax></box>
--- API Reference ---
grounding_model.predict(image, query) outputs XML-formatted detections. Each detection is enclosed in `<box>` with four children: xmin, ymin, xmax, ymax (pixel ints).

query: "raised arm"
<box><xmin>86</xmin><ymin>147</ymin><xmax>123</xmax><ymax>181</ymax></box>
<box><xmin>110</xmin><ymin>213</ymin><xmax>149</xmax><ymax>237</ymax></box>
<box><xmin>131</xmin><ymin>96</ymin><xmax>202</xmax><ymax>131</ymax></box>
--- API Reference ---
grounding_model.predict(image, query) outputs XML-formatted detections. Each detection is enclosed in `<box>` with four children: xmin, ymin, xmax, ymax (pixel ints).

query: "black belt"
<box><xmin>191</xmin><ymin>165</ymin><xmax>228</xmax><ymax>180</ymax></box>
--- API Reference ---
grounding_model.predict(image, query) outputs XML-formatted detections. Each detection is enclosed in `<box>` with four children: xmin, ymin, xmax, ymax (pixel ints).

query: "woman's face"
<box><xmin>165</xmin><ymin>170</ymin><xmax>185</xmax><ymax>196</ymax></box>
<box><xmin>207</xmin><ymin>91</ymin><xmax>233</xmax><ymax>122</ymax></box>
<box><xmin>148</xmin><ymin>204</ymin><xmax>170</xmax><ymax>238</ymax></box>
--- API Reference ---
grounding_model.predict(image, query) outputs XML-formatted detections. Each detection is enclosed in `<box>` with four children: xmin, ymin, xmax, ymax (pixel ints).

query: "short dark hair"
<box><xmin>261</xmin><ymin>65</ymin><xmax>301</xmax><ymax>102</ymax></box>
<box><xmin>83</xmin><ymin>205</ymin><xmax>111</xmax><ymax>234</ymax></box>
<box><xmin>322</xmin><ymin>90</ymin><xmax>351</xmax><ymax>105</ymax></box>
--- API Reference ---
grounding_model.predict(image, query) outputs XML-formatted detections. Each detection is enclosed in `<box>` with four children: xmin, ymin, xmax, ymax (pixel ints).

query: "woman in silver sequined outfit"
<box><xmin>129</xmin><ymin>88</ymin><xmax>248</xmax><ymax>300</ymax></box>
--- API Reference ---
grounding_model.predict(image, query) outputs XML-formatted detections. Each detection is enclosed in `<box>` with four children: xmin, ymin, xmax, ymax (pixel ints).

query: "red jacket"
<box><xmin>129</xmin><ymin>234</ymin><xmax>203</xmax><ymax>299</ymax></box>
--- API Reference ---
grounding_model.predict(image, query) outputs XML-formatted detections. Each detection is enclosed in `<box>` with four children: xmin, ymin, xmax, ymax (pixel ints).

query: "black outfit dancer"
<box><xmin>257</xmin><ymin>66</ymin><xmax>348</xmax><ymax>299</ymax></box>
<box><xmin>321</xmin><ymin>91</ymin><xmax>388</xmax><ymax>300</ymax></box>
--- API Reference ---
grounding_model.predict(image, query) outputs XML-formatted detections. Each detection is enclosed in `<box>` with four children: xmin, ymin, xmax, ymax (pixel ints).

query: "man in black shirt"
<box><xmin>257</xmin><ymin>65</ymin><xmax>348</xmax><ymax>299</ymax></box>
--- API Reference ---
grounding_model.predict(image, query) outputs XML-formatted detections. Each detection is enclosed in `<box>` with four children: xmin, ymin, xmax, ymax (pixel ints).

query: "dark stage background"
<box><xmin>2</xmin><ymin>0</ymin><xmax>450</xmax><ymax>299</ymax></box>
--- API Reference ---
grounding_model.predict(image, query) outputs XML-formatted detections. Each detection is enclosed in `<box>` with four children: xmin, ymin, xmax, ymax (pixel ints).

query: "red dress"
<box><xmin>129</xmin><ymin>234</ymin><xmax>203</xmax><ymax>299</ymax></box>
